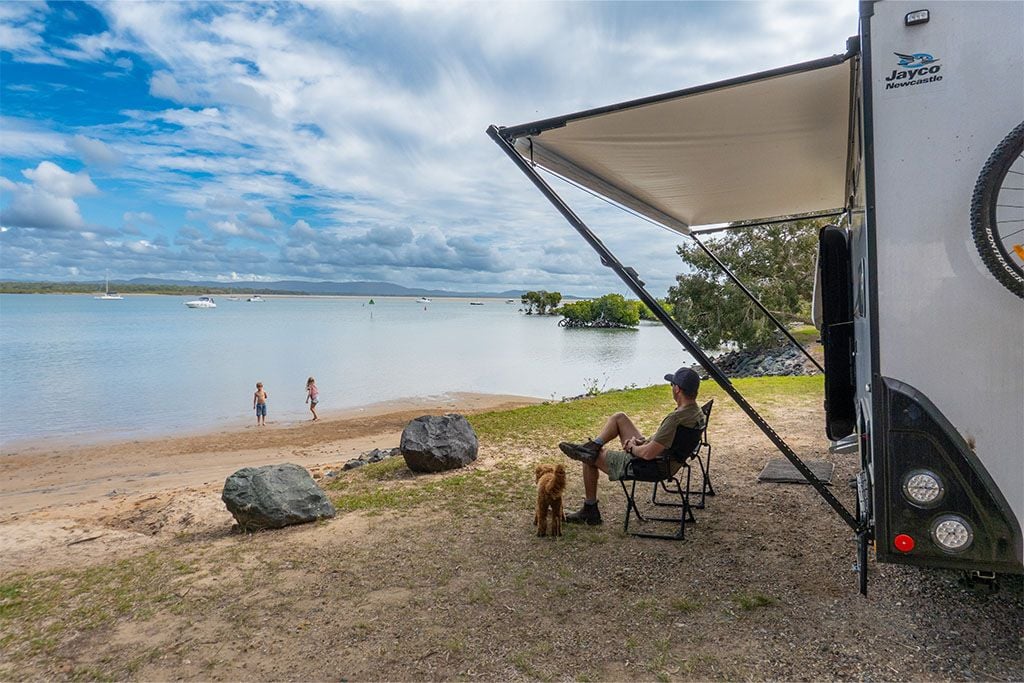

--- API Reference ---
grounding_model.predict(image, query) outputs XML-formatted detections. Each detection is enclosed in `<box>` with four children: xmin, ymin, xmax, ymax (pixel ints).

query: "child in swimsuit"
<box><xmin>305</xmin><ymin>377</ymin><xmax>319</xmax><ymax>422</ymax></box>
<box><xmin>253</xmin><ymin>382</ymin><xmax>269</xmax><ymax>426</ymax></box>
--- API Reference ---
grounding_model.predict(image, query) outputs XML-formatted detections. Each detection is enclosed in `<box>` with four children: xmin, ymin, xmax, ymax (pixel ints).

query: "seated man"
<box><xmin>559</xmin><ymin>367</ymin><xmax>705</xmax><ymax>525</ymax></box>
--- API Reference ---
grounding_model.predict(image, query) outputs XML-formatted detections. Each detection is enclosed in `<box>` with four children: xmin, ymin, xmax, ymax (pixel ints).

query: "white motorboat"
<box><xmin>94</xmin><ymin>272</ymin><xmax>123</xmax><ymax>300</ymax></box>
<box><xmin>247</xmin><ymin>295</ymin><xmax>265</xmax><ymax>302</ymax></box>
<box><xmin>416</xmin><ymin>297</ymin><xmax>432</xmax><ymax>304</ymax></box>
<box><xmin>184</xmin><ymin>296</ymin><xmax>217</xmax><ymax>309</ymax></box>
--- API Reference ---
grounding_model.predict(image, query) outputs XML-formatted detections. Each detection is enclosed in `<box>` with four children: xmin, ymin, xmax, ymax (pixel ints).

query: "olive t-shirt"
<box><xmin>651</xmin><ymin>403</ymin><xmax>706</xmax><ymax>450</ymax></box>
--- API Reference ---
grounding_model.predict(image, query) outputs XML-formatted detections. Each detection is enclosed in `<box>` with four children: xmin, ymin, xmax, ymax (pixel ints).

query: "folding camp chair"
<box><xmin>652</xmin><ymin>399</ymin><xmax>715</xmax><ymax>510</ymax></box>
<box><xmin>618</xmin><ymin>421</ymin><xmax>704</xmax><ymax>541</ymax></box>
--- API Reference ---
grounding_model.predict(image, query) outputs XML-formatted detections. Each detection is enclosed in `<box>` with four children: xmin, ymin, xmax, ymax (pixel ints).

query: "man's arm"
<box><xmin>628</xmin><ymin>439</ymin><xmax>664</xmax><ymax>461</ymax></box>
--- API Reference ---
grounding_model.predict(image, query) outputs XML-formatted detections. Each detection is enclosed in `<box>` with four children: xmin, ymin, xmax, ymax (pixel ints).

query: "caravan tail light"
<box><xmin>902</xmin><ymin>470</ymin><xmax>944</xmax><ymax>506</ymax></box>
<box><xmin>931</xmin><ymin>515</ymin><xmax>974</xmax><ymax>552</ymax></box>
<box><xmin>894</xmin><ymin>534</ymin><xmax>915</xmax><ymax>553</ymax></box>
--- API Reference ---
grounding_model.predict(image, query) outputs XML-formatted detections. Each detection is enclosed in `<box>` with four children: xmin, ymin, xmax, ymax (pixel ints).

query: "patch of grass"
<box><xmin>467</xmin><ymin>581</ymin><xmax>493</xmax><ymax>605</ymax></box>
<box><xmin>789</xmin><ymin>324</ymin><xmax>820</xmax><ymax>345</ymax></box>
<box><xmin>328</xmin><ymin>463</ymin><xmax>534</xmax><ymax>516</ymax></box>
<box><xmin>670</xmin><ymin>597</ymin><xmax>700</xmax><ymax>613</ymax></box>
<box><xmin>358</xmin><ymin>457</ymin><xmax>408</xmax><ymax>480</ymax></box>
<box><xmin>512</xmin><ymin>651</ymin><xmax>549</xmax><ymax>681</ymax></box>
<box><xmin>731</xmin><ymin>592</ymin><xmax>779</xmax><ymax>610</ymax></box>
<box><xmin>470</xmin><ymin>376</ymin><xmax>823</xmax><ymax>443</ymax></box>
<box><xmin>0</xmin><ymin>551</ymin><xmax>182</xmax><ymax>667</ymax></box>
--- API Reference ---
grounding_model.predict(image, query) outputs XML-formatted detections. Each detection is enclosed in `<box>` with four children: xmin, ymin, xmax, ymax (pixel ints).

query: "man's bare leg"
<box><xmin>582</xmin><ymin>451</ymin><xmax>611</xmax><ymax>500</ymax></box>
<box><xmin>596</xmin><ymin>412</ymin><xmax>644</xmax><ymax>447</ymax></box>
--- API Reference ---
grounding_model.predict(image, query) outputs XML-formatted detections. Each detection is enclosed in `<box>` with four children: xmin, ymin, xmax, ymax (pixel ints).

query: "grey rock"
<box><xmin>400</xmin><ymin>414</ymin><xmax>478</xmax><ymax>473</ymax></box>
<box><xmin>343</xmin><ymin>459</ymin><xmax>366</xmax><ymax>470</ymax></box>
<box><xmin>222</xmin><ymin>463</ymin><xmax>335</xmax><ymax>531</ymax></box>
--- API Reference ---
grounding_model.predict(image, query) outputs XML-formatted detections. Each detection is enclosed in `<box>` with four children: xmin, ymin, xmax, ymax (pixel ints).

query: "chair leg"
<box><xmin>621</xmin><ymin>480</ymin><xmax>646</xmax><ymax>534</ymax></box>
<box><xmin>703</xmin><ymin>443</ymin><xmax>716</xmax><ymax>497</ymax></box>
<box><xmin>625</xmin><ymin>470</ymin><xmax>693</xmax><ymax>541</ymax></box>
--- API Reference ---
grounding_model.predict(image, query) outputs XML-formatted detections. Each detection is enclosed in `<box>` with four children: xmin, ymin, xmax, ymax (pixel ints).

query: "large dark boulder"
<box><xmin>400</xmin><ymin>414</ymin><xmax>478</xmax><ymax>473</ymax></box>
<box><xmin>222</xmin><ymin>463</ymin><xmax>336</xmax><ymax>531</ymax></box>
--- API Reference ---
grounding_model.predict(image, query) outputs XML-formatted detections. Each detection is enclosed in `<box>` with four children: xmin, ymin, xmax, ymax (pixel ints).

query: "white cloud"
<box><xmin>71</xmin><ymin>135</ymin><xmax>122</xmax><ymax>166</ymax></box>
<box><xmin>0</xmin><ymin>162</ymin><xmax>99</xmax><ymax>231</ymax></box>
<box><xmin>22</xmin><ymin>161</ymin><xmax>98</xmax><ymax>198</ymax></box>
<box><xmin>3</xmin><ymin>1</ymin><xmax>858</xmax><ymax>291</ymax></box>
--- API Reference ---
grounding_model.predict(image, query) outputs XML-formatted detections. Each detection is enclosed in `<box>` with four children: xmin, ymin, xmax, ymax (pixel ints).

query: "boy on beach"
<box><xmin>253</xmin><ymin>382</ymin><xmax>269</xmax><ymax>426</ymax></box>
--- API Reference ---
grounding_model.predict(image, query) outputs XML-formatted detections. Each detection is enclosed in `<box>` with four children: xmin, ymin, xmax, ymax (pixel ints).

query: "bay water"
<box><xmin>0</xmin><ymin>294</ymin><xmax>694</xmax><ymax>447</ymax></box>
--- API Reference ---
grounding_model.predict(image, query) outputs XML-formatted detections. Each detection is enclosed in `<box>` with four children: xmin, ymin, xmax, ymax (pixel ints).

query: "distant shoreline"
<box><xmin>0</xmin><ymin>289</ymin><xmax>522</xmax><ymax>301</ymax></box>
<box><xmin>0</xmin><ymin>280</ymin><xmax>535</xmax><ymax>299</ymax></box>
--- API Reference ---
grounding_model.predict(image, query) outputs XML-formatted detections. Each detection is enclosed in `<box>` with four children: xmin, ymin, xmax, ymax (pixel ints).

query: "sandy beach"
<box><xmin>0</xmin><ymin>392</ymin><xmax>538</xmax><ymax>572</ymax></box>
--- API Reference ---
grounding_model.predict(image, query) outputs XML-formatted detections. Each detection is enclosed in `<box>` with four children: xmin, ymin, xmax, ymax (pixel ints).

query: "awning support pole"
<box><xmin>488</xmin><ymin>124</ymin><xmax>858</xmax><ymax>532</ymax></box>
<box><xmin>688</xmin><ymin>234</ymin><xmax>824</xmax><ymax>373</ymax></box>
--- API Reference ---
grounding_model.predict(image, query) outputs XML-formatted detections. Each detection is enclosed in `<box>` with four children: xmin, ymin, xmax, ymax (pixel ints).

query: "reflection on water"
<box><xmin>0</xmin><ymin>295</ymin><xmax>693</xmax><ymax>445</ymax></box>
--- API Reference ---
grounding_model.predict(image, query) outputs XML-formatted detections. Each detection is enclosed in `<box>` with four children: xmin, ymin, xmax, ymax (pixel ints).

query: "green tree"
<box><xmin>666</xmin><ymin>220</ymin><xmax>821</xmax><ymax>350</ymax></box>
<box><xmin>637</xmin><ymin>298</ymin><xmax>671</xmax><ymax>321</ymax></box>
<box><xmin>542</xmin><ymin>290</ymin><xmax>562</xmax><ymax>313</ymax></box>
<box><xmin>559</xmin><ymin>293</ymin><xmax>640</xmax><ymax>328</ymax></box>
<box><xmin>521</xmin><ymin>290</ymin><xmax>562</xmax><ymax>315</ymax></box>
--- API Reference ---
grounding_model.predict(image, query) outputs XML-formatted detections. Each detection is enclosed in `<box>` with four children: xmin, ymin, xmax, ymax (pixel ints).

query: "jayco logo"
<box><xmin>885</xmin><ymin>52</ymin><xmax>942</xmax><ymax>90</ymax></box>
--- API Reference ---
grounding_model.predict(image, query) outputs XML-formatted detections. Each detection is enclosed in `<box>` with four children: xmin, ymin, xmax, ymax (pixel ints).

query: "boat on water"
<box><xmin>416</xmin><ymin>297</ymin><xmax>432</xmax><ymax>304</ymax></box>
<box><xmin>247</xmin><ymin>295</ymin><xmax>265</xmax><ymax>302</ymax></box>
<box><xmin>505</xmin><ymin>299</ymin><xmax>516</xmax><ymax>304</ymax></box>
<box><xmin>94</xmin><ymin>272</ymin><xmax>123</xmax><ymax>300</ymax></box>
<box><xmin>184</xmin><ymin>296</ymin><xmax>217</xmax><ymax>309</ymax></box>
<box><xmin>227</xmin><ymin>296</ymin><xmax>240</xmax><ymax>301</ymax></box>
<box><xmin>470</xmin><ymin>302</ymin><xmax>484</xmax><ymax>306</ymax></box>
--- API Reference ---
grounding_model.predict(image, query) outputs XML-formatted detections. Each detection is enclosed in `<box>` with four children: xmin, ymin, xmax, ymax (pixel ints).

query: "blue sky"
<box><xmin>1</xmin><ymin>1</ymin><xmax>857</xmax><ymax>295</ymax></box>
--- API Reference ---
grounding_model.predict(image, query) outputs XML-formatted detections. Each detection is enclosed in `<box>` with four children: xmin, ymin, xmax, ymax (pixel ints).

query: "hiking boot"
<box><xmin>565</xmin><ymin>502</ymin><xmax>603</xmax><ymax>526</ymax></box>
<box><xmin>559</xmin><ymin>440</ymin><xmax>602</xmax><ymax>463</ymax></box>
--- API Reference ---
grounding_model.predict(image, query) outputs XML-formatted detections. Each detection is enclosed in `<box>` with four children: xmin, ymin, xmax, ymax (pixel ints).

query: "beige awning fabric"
<box><xmin>508</xmin><ymin>56</ymin><xmax>853</xmax><ymax>234</ymax></box>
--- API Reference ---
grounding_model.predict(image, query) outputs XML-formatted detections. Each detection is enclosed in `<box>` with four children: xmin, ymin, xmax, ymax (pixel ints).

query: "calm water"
<box><xmin>0</xmin><ymin>294</ymin><xmax>693</xmax><ymax>446</ymax></box>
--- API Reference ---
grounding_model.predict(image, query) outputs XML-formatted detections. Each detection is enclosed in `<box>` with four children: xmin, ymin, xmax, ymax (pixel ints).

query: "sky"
<box><xmin>1</xmin><ymin>1</ymin><xmax>858</xmax><ymax>296</ymax></box>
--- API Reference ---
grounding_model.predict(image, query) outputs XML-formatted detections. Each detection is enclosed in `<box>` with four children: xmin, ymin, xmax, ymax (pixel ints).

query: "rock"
<box><xmin>342</xmin><ymin>459</ymin><xmax>365</xmax><ymax>470</ymax></box>
<box><xmin>400</xmin><ymin>414</ymin><xmax>478</xmax><ymax>473</ymax></box>
<box><xmin>222</xmin><ymin>463</ymin><xmax>336</xmax><ymax>531</ymax></box>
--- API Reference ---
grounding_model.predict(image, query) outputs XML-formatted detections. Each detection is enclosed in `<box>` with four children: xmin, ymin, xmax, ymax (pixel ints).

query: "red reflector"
<box><xmin>894</xmin><ymin>534</ymin><xmax>915</xmax><ymax>553</ymax></box>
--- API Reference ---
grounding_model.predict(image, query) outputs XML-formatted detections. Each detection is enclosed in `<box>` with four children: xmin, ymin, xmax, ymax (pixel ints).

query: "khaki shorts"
<box><xmin>606</xmin><ymin>451</ymin><xmax>682</xmax><ymax>481</ymax></box>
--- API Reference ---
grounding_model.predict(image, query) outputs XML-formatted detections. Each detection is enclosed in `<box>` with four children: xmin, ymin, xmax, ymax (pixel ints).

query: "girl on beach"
<box><xmin>305</xmin><ymin>377</ymin><xmax>319</xmax><ymax>421</ymax></box>
<box><xmin>253</xmin><ymin>382</ymin><xmax>269</xmax><ymax>427</ymax></box>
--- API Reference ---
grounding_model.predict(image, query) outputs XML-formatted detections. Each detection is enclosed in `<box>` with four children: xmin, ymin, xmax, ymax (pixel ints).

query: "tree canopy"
<box><xmin>666</xmin><ymin>219</ymin><xmax>821</xmax><ymax>350</ymax></box>
<box><xmin>559</xmin><ymin>293</ymin><xmax>641</xmax><ymax>328</ymax></box>
<box><xmin>520</xmin><ymin>290</ymin><xmax>562</xmax><ymax>315</ymax></box>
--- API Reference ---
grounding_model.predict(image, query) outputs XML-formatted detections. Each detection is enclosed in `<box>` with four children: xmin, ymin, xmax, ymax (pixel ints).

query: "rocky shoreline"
<box><xmin>691</xmin><ymin>345</ymin><xmax>820</xmax><ymax>379</ymax></box>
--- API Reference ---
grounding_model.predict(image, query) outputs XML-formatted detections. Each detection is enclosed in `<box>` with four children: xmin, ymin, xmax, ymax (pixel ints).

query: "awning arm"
<box><xmin>488</xmin><ymin>123</ymin><xmax>858</xmax><ymax>532</ymax></box>
<box><xmin>688</xmin><ymin>234</ymin><xmax>824</xmax><ymax>373</ymax></box>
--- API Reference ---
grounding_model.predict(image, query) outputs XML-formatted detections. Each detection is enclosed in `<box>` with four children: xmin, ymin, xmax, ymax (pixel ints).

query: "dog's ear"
<box><xmin>554</xmin><ymin>464</ymin><xmax>566</xmax><ymax>475</ymax></box>
<box><xmin>534</xmin><ymin>463</ymin><xmax>547</xmax><ymax>481</ymax></box>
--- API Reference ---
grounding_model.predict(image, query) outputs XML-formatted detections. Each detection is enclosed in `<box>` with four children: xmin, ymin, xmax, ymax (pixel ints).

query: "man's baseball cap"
<box><xmin>664</xmin><ymin>367</ymin><xmax>700</xmax><ymax>395</ymax></box>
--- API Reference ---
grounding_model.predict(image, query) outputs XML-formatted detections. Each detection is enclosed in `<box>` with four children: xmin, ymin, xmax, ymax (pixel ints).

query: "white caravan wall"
<box><xmin>870</xmin><ymin>1</ymin><xmax>1024</xmax><ymax>522</ymax></box>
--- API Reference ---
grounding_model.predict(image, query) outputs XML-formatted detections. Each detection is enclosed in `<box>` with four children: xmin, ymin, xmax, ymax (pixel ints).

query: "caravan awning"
<box><xmin>502</xmin><ymin>53</ymin><xmax>855</xmax><ymax>234</ymax></box>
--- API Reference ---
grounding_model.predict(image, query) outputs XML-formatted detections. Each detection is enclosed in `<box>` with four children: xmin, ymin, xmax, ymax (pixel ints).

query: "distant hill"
<box><xmin>0</xmin><ymin>278</ymin><xmax>574</xmax><ymax>299</ymax></box>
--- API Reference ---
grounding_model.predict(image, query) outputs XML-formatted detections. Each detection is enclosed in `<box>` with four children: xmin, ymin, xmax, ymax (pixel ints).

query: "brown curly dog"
<box><xmin>534</xmin><ymin>463</ymin><xmax>566</xmax><ymax>537</ymax></box>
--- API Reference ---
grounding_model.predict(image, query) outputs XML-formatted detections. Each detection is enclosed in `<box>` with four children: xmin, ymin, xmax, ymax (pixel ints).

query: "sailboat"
<box><xmin>94</xmin><ymin>272</ymin><xmax>123</xmax><ymax>300</ymax></box>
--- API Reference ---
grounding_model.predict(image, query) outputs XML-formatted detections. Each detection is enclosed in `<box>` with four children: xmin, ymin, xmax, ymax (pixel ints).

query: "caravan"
<box><xmin>489</xmin><ymin>1</ymin><xmax>1022</xmax><ymax>592</ymax></box>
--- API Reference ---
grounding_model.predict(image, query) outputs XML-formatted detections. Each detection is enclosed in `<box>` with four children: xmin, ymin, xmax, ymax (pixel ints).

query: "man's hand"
<box><xmin>623</xmin><ymin>436</ymin><xmax>647</xmax><ymax>451</ymax></box>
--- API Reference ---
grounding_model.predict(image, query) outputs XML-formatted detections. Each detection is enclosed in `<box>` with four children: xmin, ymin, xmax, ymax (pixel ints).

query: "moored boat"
<box><xmin>184</xmin><ymin>296</ymin><xmax>217</xmax><ymax>309</ymax></box>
